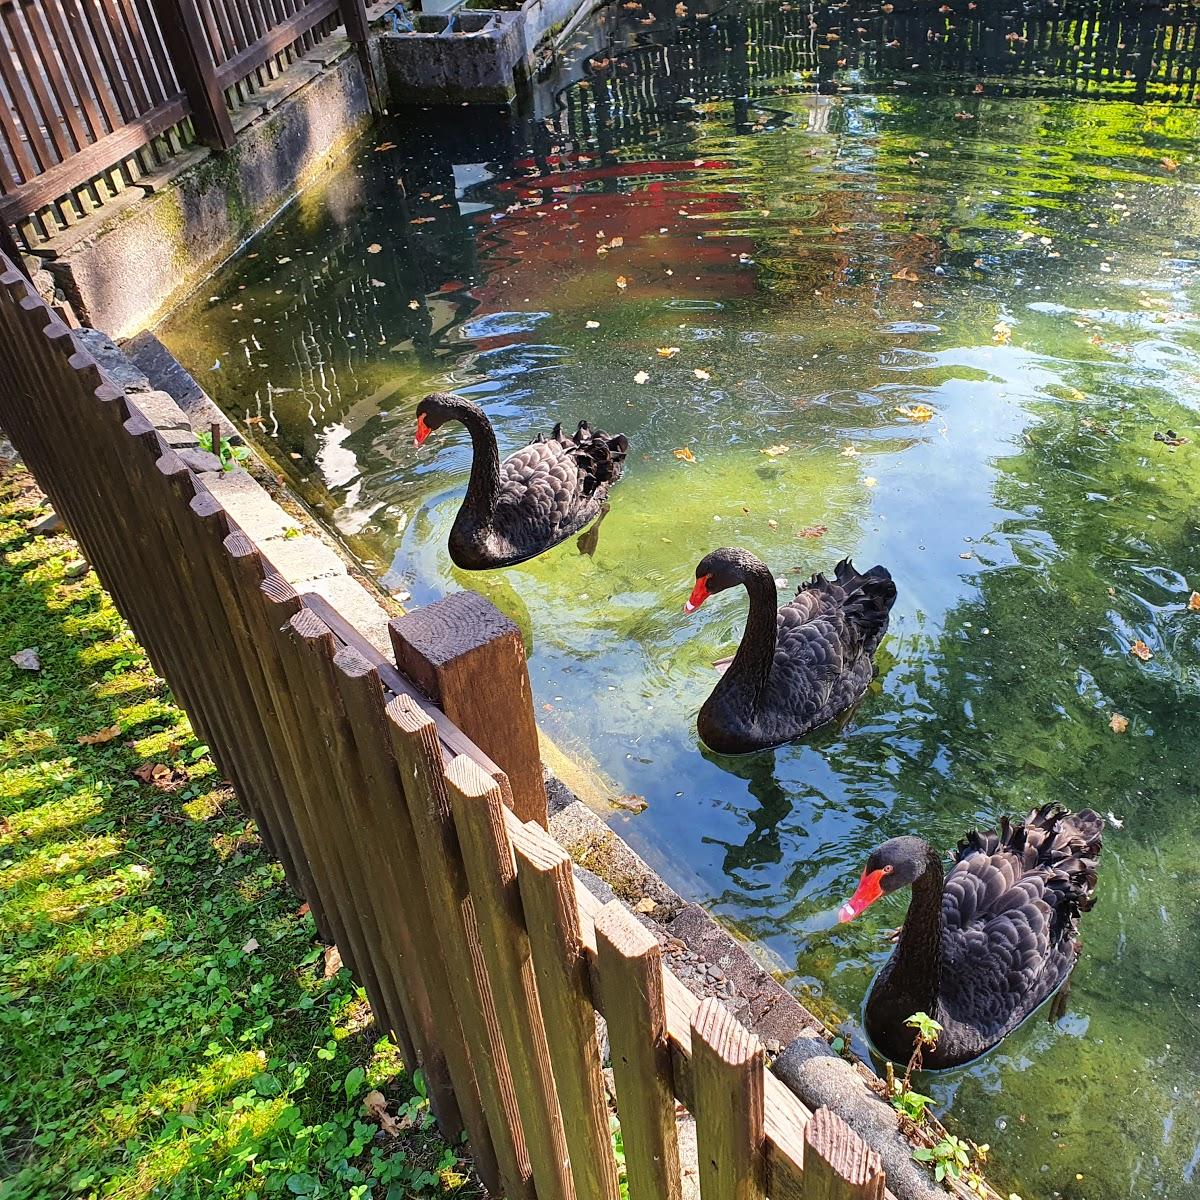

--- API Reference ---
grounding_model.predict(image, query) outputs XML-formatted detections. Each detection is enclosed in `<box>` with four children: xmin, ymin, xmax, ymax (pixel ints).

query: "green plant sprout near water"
<box><xmin>913</xmin><ymin>1134</ymin><xmax>972</xmax><ymax>1185</ymax></box>
<box><xmin>610</xmin><ymin>1116</ymin><xmax>630</xmax><ymax>1200</ymax></box>
<box><xmin>198</xmin><ymin>428</ymin><xmax>251</xmax><ymax>471</ymax></box>
<box><xmin>887</xmin><ymin>1011</ymin><xmax>941</xmax><ymax>1123</ymax></box>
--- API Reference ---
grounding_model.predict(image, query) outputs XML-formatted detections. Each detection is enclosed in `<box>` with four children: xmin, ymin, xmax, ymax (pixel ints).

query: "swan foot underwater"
<box><xmin>413</xmin><ymin>396</ymin><xmax>1105</xmax><ymax>1070</ymax></box>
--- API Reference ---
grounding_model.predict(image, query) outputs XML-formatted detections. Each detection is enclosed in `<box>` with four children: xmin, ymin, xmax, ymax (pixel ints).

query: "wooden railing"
<box><xmin>0</xmin><ymin>246</ymin><xmax>899</xmax><ymax>1200</ymax></box>
<box><xmin>0</xmin><ymin>0</ymin><xmax>369</xmax><ymax>246</ymax></box>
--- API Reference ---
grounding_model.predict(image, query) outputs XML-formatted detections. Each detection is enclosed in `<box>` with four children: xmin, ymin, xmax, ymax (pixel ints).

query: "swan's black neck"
<box><xmin>714</xmin><ymin>557</ymin><xmax>779</xmax><ymax>710</ymax></box>
<box><xmin>883</xmin><ymin>847</ymin><xmax>945</xmax><ymax>1018</ymax></box>
<box><xmin>456</xmin><ymin>405</ymin><xmax>500</xmax><ymax>527</ymax></box>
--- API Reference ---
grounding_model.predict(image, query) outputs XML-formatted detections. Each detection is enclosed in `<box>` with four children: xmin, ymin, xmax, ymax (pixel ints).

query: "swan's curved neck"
<box><xmin>457</xmin><ymin>406</ymin><xmax>500</xmax><ymax>526</ymax></box>
<box><xmin>887</xmin><ymin>849</ymin><xmax>945</xmax><ymax>1017</ymax></box>
<box><xmin>715</xmin><ymin>560</ymin><xmax>779</xmax><ymax>709</ymax></box>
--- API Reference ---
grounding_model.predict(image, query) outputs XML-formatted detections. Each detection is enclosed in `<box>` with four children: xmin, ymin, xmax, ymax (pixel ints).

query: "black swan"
<box><xmin>414</xmin><ymin>393</ymin><xmax>628</xmax><ymax>570</ymax></box>
<box><xmin>684</xmin><ymin>547</ymin><xmax>896</xmax><ymax>754</ymax></box>
<box><xmin>838</xmin><ymin>804</ymin><xmax>1103</xmax><ymax>1068</ymax></box>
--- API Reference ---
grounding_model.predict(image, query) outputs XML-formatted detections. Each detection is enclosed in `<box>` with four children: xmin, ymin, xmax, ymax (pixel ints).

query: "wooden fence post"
<box><xmin>444</xmin><ymin>755</ymin><xmax>574</xmax><ymax>1200</ymax></box>
<box><xmin>593</xmin><ymin>900</ymin><xmax>683</xmax><ymax>1200</ymax></box>
<box><xmin>689</xmin><ymin>999</ymin><xmax>766</xmax><ymax>1200</ymax></box>
<box><xmin>337</xmin><ymin>0</ymin><xmax>383</xmax><ymax>112</ymax></box>
<box><xmin>151</xmin><ymin>0</ymin><xmax>236</xmax><ymax>150</ymax></box>
<box><xmin>802</xmin><ymin>1107</ymin><xmax>885</xmax><ymax>1200</ymax></box>
<box><xmin>391</xmin><ymin>592</ymin><xmax>548</xmax><ymax>827</ymax></box>
<box><xmin>514</xmin><ymin>821</ymin><xmax>622</xmax><ymax>1200</ymax></box>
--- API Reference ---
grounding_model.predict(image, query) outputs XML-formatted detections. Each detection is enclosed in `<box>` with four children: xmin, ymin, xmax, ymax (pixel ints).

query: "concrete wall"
<box><xmin>44</xmin><ymin>47</ymin><xmax>373</xmax><ymax>342</ymax></box>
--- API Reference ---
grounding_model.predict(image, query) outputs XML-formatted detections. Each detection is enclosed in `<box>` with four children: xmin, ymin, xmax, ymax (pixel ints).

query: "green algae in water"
<box><xmin>161</xmin><ymin>4</ymin><xmax>1200</xmax><ymax>1195</ymax></box>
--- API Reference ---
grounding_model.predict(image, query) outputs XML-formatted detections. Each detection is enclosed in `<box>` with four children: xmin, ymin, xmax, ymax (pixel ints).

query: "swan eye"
<box><xmin>882</xmin><ymin>865</ymin><xmax>894</xmax><ymax>875</ymax></box>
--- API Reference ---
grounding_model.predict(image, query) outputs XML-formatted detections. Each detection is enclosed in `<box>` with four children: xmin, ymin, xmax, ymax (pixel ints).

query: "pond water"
<box><xmin>160</xmin><ymin>2</ymin><xmax>1200</xmax><ymax>1196</ymax></box>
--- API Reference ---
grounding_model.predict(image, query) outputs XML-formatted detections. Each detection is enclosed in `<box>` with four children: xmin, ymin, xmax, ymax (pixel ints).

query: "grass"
<box><xmin>0</xmin><ymin>460</ymin><xmax>480</xmax><ymax>1200</ymax></box>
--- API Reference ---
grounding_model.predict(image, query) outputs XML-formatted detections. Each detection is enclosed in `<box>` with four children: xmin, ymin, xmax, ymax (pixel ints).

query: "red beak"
<box><xmin>838</xmin><ymin>867</ymin><xmax>886</xmax><ymax>923</ymax></box>
<box><xmin>414</xmin><ymin>414</ymin><xmax>431</xmax><ymax>448</ymax></box>
<box><xmin>684</xmin><ymin>575</ymin><xmax>710</xmax><ymax>614</ymax></box>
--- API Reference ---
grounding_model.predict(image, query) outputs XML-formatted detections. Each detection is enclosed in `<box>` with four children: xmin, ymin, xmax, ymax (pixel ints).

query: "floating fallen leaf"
<box><xmin>673</xmin><ymin>446</ymin><xmax>697</xmax><ymax>462</ymax></box>
<box><xmin>77</xmin><ymin>725</ymin><xmax>121</xmax><ymax>745</ymax></box>
<box><xmin>891</xmin><ymin>267</ymin><xmax>919</xmax><ymax>282</ymax></box>
<box><xmin>959</xmin><ymin>551</ymin><xmax>974</xmax><ymax>560</ymax></box>
<box><xmin>760</xmin><ymin>444</ymin><xmax>790</xmax><ymax>457</ymax></box>
<box><xmin>895</xmin><ymin>403</ymin><xmax>935</xmax><ymax>423</ymax></box>
<box><xmin>276</xmin><ymin>256</ymin><xmax>291</xmax><ymax>265</ymax></box>
<box><xmin>408</xmin><ymin>299</ymin><xmax>420</xmax><ymax>309</ymax></box>
<box><xmin>1189</xmin><ymin>591</ymin><xmax>1200</xmax><ymax>611</ymax></box>
<box><xmin>616</xmin><ymin>275</ymin><xmax>628</xmax><ymax>290</ymax></box>
<box><xmin>10</xmin><ymin>648</ymin><xmax>41</xmax><ymax>671</ymax></box>
<box><xmin>693</xmin><ymin>368</ymin><xmax>711</xmax><ymax>380</ymax></box>
<box><xmin>767</xmin><ymin>519</ymin><xmax>779</xmax><ymax>530</ymax></box>
<box><xmin>954</xmin><ymin>111</ymin><xmax>975</xmax><ymax>120</ymax></box>
<box><xmin>1160</xmin><ymin>156</ymin><xmax>1179</xmax><ymax>172</ymax></box>
<box><xmin>841</xmin><ymin>445</ymin><xmax>860</xmax><ymax>457</ymax></box>
<box><xmin>635</xmin><ymin>896</ymin><xmax>656</xmax><ymax>913</ymax></box>
<box><xmin>657</xmin><ymin>346</ymin><xmax>680</xmax><ymax>358</ymax></box>
<box><xmin>1153</xmin><ymin>429</ymin><xmax>1188</xmax><ymax>447</ymax></box>
<box><xmin>993</xmin><ymin>320</ymin><xmax>1012</xmax><ymax>344</ymax></box>
<box><xmin>411</xmin><ymin>216</ymin><xmax>436</xmax><ymax>225</ymax></box>
<box><xmin>633</xmin><ymin>370</ymin><xmax>650</xmax><ymax>385</ymax></box>
<box><xmin>611</xmin><ymin>793</ymin><xmax>648</xmax><ymax>813</ymax></box>
<box><xmin>323</xmin><ymin>945</ymin><xmax>343</xmax><ymax>978</ymax></box>
<box><xmin>364</xmin><ymin>1090</ymin><xmax>401</xmax><ymax>1136</ymax></box>
<box><xmin>1130</xmin><ymin>640</ymin><xmax>1153</xmax><ymax>662</ymax></box>
<box><xmin>242</xmin><ymin>937</ymin><xmax>260</xmax><ymax>954</ymax></box>
<box><xmin>1109</xmin><ymin>713</ymin><xmax>1129</xmax><ymax>734</ymax></box>
<box><xmin>797</xmin><ymin>524</ymin><xmax>828</xmax><ymax>539</ymax></box>
<box><xmin>1106</xmin><ymin>811</ymin><xmax>1124</xmax><ymax>829</ymax></box>
<box><xmin>863</xmin><ymin>476</ymin><xmax>877</xmax><ymax>487</ymax></box>
<box><xmin>586</xmin><ymin>320</ymin><xmax>600</xmax><ymax>328</ymax></box>
<box><xmin>366</xmin><ymin>243</ymin><xmax>381</xmax><ymax>254</ymax></box>
<box><xmin>832</xmin><ymin>224</ymin><xmax>850</xmax><ymax>235</ymax></box>
<box><xmin>374</xmin><ymin>141</ymin><xmax>397</xmax><ymax>152</ymax></box>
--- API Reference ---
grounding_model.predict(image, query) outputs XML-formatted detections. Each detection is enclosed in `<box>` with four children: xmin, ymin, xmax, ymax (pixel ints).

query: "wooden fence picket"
<box><xmin>802</xmin><ymin>1108</ymin><xmax>885</xmax><ymax>1200</ymax></box>
<box><xmin>513</xmin><ymin>820</ymin><xmax>622</xmax><ymax>1200</ymax></box>
<box><xmin>689</xmin><ymin>998</ymin><xmax>766</xmax><ymax>1200</ymax></box>
<box><xmin>444</xmin><ymin>756</ymin><xmax>575</xmax><ymax>1200</ymax></box>
<box><xmin>593</xmin><ymin>900</ymin><xmax>683</xmax><ymax>1200</ymax></box>
<box><xmin>385</xmin><ymin>696</ymin><xmax>527</xmax><ymax>1200</ymax></box>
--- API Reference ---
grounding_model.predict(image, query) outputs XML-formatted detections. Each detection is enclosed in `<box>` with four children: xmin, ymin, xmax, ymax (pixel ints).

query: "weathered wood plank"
<box><xmin>802</xmin><ymin>1108</ymin><xmax>885</xmax><ymax>1200</ymax></box>
<box><xmin>514</xmin><ymin>821</ymin><xmax>622</xmax><ymax>1200</ymax></box>
<box><xmin>592</xmin><ymin>899</ymin><xmax>682</xmax><ymax>1200</ymax></box>
<box><xmin>444</xmin><ymin>755</ymin><xmax>574</xmax><ymax>1200</ymax></box>
<box><xmin>689</xmin><ymin>998</ymin><xmax>766</xmax><ymax>1200</ymax></box>
<box><xmin>384</xmin><ymin>696</ymin><xmax>529</xmax><ymax>1200</ymax></box>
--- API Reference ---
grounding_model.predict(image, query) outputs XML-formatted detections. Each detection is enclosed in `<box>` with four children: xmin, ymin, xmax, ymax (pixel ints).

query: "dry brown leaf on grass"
<box><xmin>1109</xmin><ymin>714</ymin><xmax>1129</xmax><ymax>734</ymax></box>
<box><xmin>323</xmin><ymin>945</ymin><xmax>343</xmax><ymax>978</ymax></box>
<box><xmin>797</xmin><ymin>524</ymin><xmax>828</xmax><ymax>539</ymax></box>
<box><xmin>133</xmin><ymin>762</ymin><xmax>188</xmax><ymax>791</ymax></box>
<box><xmin>10</xmin><ymin>648</ymin><xmax>40</xmax><ymax>671</ymax></box>
<box><xmin>1189</xmin><ymin>591</ymin><xmax>1200</xmax><ymax>612</ymax></box>
<box><xmin>891</xmin><ymin>267</ymin><xmax>919</xmax><ymax>282</ymax></box>
<box><xmin>242</xmin><ymin>937</ymin><xmax>260</xmax><ymax>954</ymax></box>
<box><xmin>832</xmin><ymin>224</ymin><xmax>851</xmax><ymax>235</ymax></box>
<box><xmin>1130</xmin><ymin>640</ymin><xmax>1153</xmax><ymax>662</ymax></box>
<box><xmin>673</xmin><ymin>446</ymin><xmax>697</xmax><ymax>463</ymax></box>
<box><xmin>77</xmin><ymin>725</ymin><xmax>121</xmax><ymax>745</ymax></box>
<box><xmin>364</xmin><ymin>1091</ymin><xmax>401</xmax><ymax>1136</ymax></box>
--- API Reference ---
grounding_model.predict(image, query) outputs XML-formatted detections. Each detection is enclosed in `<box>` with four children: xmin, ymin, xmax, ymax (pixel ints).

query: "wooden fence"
<box><xmin>0</xmin><ymin>0</ymin><xmax>370</xmax><ymax>247</ymax></box>
<box><xmin>0</xmin><ymin>246</ymin><xmax>899</xmax><ymax>1200</ymax></box>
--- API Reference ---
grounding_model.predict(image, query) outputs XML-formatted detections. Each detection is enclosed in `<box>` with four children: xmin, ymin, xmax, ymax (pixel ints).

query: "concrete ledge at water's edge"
<box><xmin>37</xmin><ymin>45</ymin><xmax>372</xmax><ymax>342</ymax></box>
